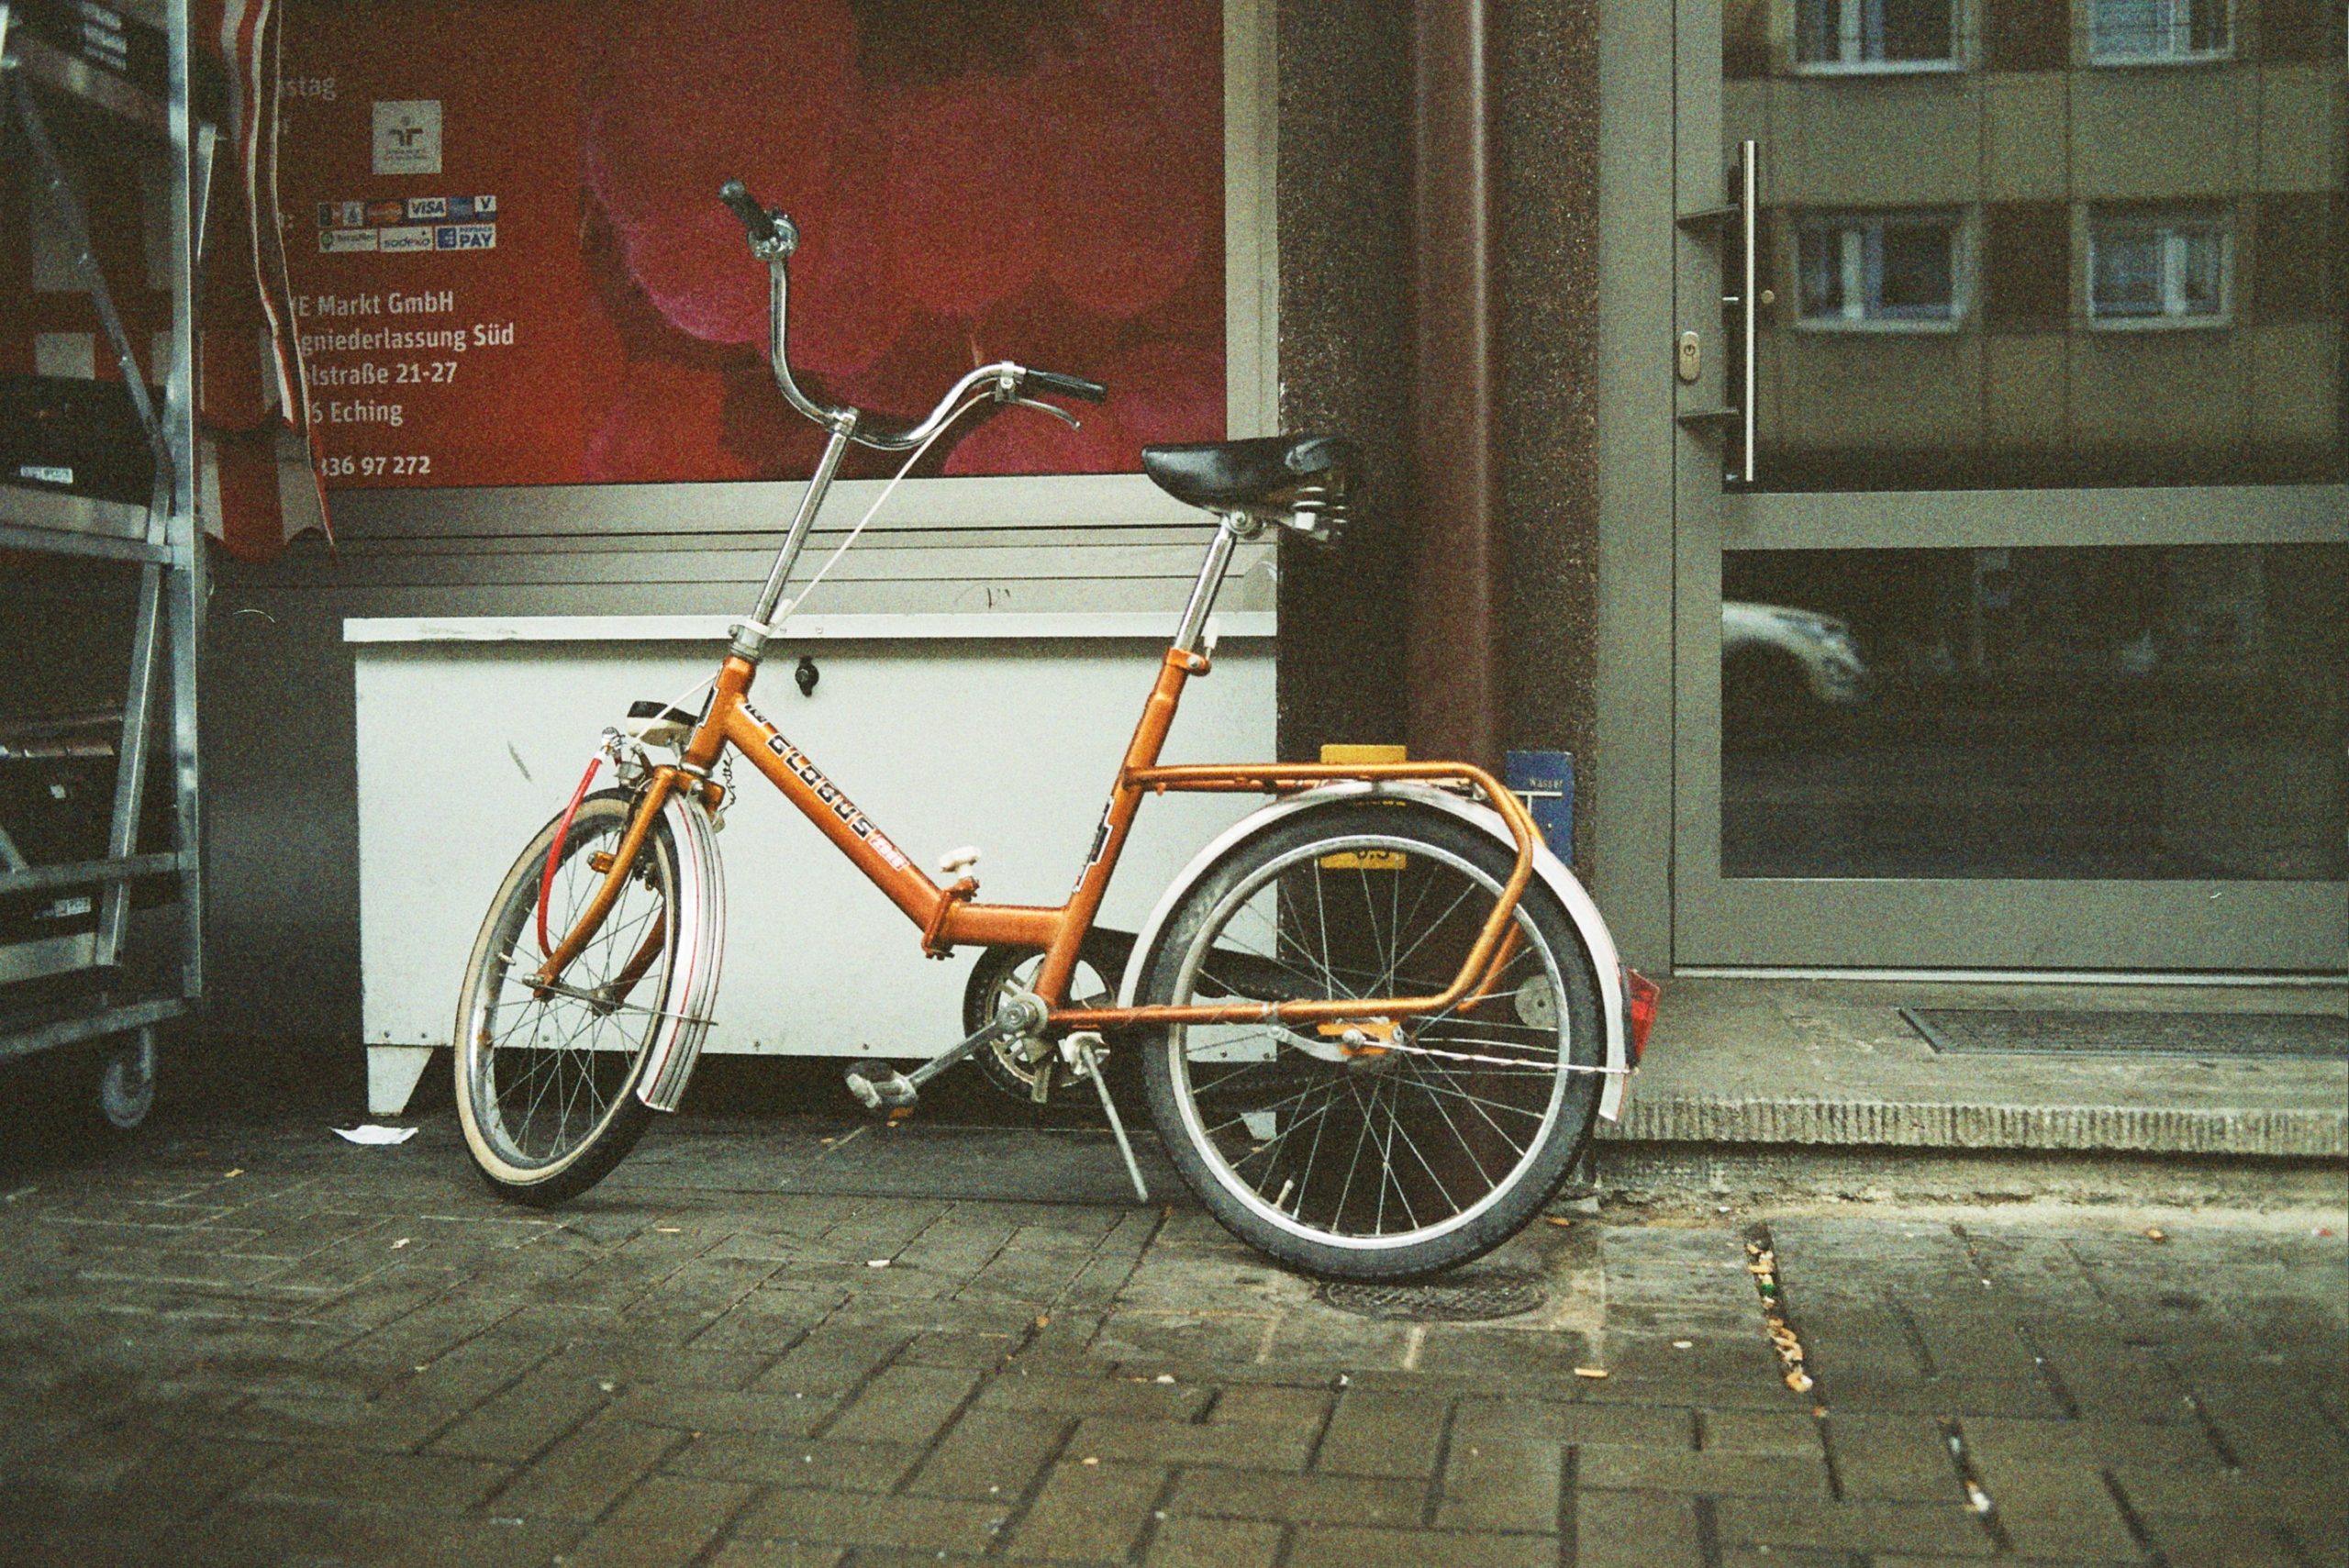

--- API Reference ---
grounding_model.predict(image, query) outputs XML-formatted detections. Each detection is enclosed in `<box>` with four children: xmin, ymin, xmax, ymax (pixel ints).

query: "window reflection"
<box><xmin>2088</xmin><ymin>0</ymin><xmax>2233</xmax><ymax>62</ymax></box>
<box><xmin>2087</xmin><ymin>207</ymin><xmax>2232</xmax><ymax>325</ymax></box>
<box><xmin>1796</xmin><ymin>0</ymin><xmax>1960</xmax><ymax>68</ymax></box>
<box><xmin>1723</xmin><ymin>0</ymin><xmax>2346</xmax><ymax>490</ymax></box>
<box><xmin>1798</xmin><ymin>212</ymin><xmax>1965</xmax><ymax>326</ymax></box>
<box><xmin>1720</xmin><ymin>546</ymin><xmax>2349</xmax><ymax>881</ymax></box>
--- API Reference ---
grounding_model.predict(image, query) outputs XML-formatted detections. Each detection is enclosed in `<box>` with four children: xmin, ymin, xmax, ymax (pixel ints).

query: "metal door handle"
<box><xmin>1677</xmin><ymin>141</ymin><xmax>1760</xmax><ymax>484</ymax></box>
<box><xmin>1732</xmin><ymin>139</ymin><xmax>1757</xmax><ymax>484</ymax></box>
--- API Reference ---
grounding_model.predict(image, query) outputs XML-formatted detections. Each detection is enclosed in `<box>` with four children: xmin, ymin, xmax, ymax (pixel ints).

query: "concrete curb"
<box><xmin>1602</xmin><ymin>1093</ymin><xmax>2348</xmax><ymax>1159</ymax></box>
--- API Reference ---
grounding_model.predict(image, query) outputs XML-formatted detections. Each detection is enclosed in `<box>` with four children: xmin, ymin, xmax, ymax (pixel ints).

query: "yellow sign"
<box><xmin>1319</xmin><ymin>744</ymin><xmax>1408</xmax><ymax>870</ymax></box>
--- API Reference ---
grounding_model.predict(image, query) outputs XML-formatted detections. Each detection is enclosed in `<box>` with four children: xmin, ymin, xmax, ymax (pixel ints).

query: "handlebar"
<box><xmin>1020</xmin><ymin>368</ymin><xmax>1108</xmax><ymax>405</ymax></box>
<box><xmin>718</xmin><ymin>177</ymin><xmax>1106</xmax><ymax>452</ymax></box>
<box><xmin>718</xmin><ymin>178</ymin><xmax>797</xmax><ymax>260</ymax></box>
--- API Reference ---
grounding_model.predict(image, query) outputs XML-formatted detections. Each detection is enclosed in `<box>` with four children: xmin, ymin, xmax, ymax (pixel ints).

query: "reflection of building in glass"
<box><xmin>1726</xmin><ymin>0</ymin><xmax>2345</xmax><ymax>490</ymax></box>
<box><xmin>1798</xmin><ymin>210</ymin><xmax>1967</xmax><ymax>325</ymax></box>
<box><xmin>2087</xmin><ymin>206</ymin><xmax>2232</xmax><ymax>323</ymax></box>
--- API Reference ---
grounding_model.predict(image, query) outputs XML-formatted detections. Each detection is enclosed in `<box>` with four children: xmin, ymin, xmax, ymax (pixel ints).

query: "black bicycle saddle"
<box><xmin>1140</xmin><ymin>434</ymin><xmax>1361</xmax><ymax>532</ymax></box>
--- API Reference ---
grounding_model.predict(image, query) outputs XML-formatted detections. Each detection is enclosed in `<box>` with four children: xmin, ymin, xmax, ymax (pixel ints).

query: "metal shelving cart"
<box><xmin>1</xmin><ymin>0</ymin><xmax>214</xmax><ymax>1128</ymax></box>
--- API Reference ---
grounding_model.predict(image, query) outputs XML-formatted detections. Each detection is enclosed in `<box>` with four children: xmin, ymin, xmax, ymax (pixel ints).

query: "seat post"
<box><xmin>1172</xmin><ymin>515</ymin><xmax>1252</xmax><ymax>656</ymax></box>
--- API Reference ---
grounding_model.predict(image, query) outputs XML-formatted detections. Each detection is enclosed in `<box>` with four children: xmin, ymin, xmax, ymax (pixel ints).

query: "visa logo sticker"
<box><xmin>377</xmin><ymin>225</ymin><xmax>434</xmax><ymax>253</ymax></box>
<box><xmin>433</xmin><ymin>224</ymin><xmax>495</xmax><ymax>250</ymax></box>
<box><xmin>319</xmin><ymin>228</ymin><xmax>379</xmax><ymax>253</ymax></box>
<box><xmin>405</xmin><ymin>195</ymin><xmax>449</xmax><ymax>219</ymax></box>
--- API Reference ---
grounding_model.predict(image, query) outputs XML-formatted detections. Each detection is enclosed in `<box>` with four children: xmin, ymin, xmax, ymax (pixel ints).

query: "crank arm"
<box><xmin>843</xmin><ymin>1016</ymin><xmax>1018</xmax><ymax>1112</ymax></box>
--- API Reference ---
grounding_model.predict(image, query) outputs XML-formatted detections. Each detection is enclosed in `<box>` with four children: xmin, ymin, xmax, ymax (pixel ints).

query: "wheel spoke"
<box><xmin>1253</xmin><ymin>1082</ymin><xmax>1347</xmax><ymax>1170</ymax></box>
<box><xmin>1386</xmin><ymin>882</ymin><xmax>1479</xmax><ymax>984</ymax></box>
<box><xmin>1397</xmin><ymin>1052</ymin><xmax>1504</xmax><ymax>1191</ymax></box>
<box><xmin>1230</xmin><ymin>896</ymin><xmax>1359</xmax><ymax>1001</ymax></box>
<box><xmin>1355</xmin><ymin>862</ymin><xmax>1387</xmax><ymax>991</ymax></box>
<box><xmin>1198</xmin><ymin>1070</ymin><xmax>1338</xmax><ymax>1140</ymax></box>
<box><xmin>1333</xmin><ymin>1079</ymin><xmax>1378</xmax><ymax>1237</ymax></box>
<box><xmin>1290</xmin><ymin>1073</ymin><xmax>1339</xmax><ymax>1219</ymax></box>
<box><xmin>1380</xmin><ymin>1087</ymin><xmax>1456</xmax><ymax>1223</ymax></box>
<box><xmin>1394</xmin><ymin>1063</ymin><xmax>1552</xmax><ymax>1125</ymax></box>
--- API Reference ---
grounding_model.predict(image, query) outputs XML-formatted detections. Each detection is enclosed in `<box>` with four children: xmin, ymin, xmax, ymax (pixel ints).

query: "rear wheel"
<box><xmin>1137</xmin><ymin>804</ymin><xmax>1603</xmax><ymax>1279</ymax></box>
<box><xmin>453</xmin><ymin>789</ymin><xmax>675</xmax><ymax>1204</ymax></box>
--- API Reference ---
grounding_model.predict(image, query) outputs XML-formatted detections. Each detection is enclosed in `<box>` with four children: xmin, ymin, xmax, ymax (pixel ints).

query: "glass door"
<box><xmin>1672</xmin><ymin>0</ymin><xmax>2348</xmax><ymax>970</ymax></box>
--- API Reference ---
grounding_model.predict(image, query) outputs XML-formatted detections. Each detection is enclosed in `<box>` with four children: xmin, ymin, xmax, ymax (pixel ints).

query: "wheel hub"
<box><xmin>1316</xmin><ymin>1018</ymin><xmax>1406</xmax><ymax>1073</ymax></box>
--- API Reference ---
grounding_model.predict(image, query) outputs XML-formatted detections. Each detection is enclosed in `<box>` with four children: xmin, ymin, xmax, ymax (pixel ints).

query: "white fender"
<box><xmin>1116</xmin><ymin>781</ymin><xmax>1633</xmax><ymax>1121</ymax></box>
<box><xmin>636</xmin><ymin>790</ymin><xmax>728</xmax><ymax>1112</ymax></box>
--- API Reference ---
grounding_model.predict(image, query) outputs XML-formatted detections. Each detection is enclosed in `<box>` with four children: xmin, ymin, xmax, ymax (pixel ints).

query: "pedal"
<box><xmin>843</xmin><ymin>1063</ymin><xmax>918</xmax><ymax>1113</ymax></box>
<box><xmin>1020</xmin><ymin>1032</ymin><xmax>1057</xmax><ymax>1105</ymax></box>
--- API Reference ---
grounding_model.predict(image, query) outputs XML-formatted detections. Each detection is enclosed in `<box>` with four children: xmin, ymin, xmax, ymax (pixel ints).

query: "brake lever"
<box><xmin>1004</xmin><ymin>395</ymin><xmax>1082</xmax><ymax>431</ymax></box>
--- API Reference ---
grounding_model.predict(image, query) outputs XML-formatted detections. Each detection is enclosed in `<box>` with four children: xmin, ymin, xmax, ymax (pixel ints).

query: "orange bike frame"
<box><xmin>534</xmin><ymin>644</ymin><xmax>1541</xmax><ymax>1031</ymax></box>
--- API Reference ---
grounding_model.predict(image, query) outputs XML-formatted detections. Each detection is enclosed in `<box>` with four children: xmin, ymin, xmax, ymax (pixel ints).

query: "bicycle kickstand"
<box><xmin>1067</xmin><ymin>1032</ymin><xmax>1151</xmax><ymax>1204</ymax></box>
<box><xmin>841</xmin><ymin>1009</ymin><xmax>1152</xmax><ymax>1205</ymax></box>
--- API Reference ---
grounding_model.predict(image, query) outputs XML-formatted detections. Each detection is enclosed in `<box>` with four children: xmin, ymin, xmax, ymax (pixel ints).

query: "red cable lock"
<box><xmin>536</xmin><ymin>755</ymin><xmax>602</xmax><ymax>958</ymax></box>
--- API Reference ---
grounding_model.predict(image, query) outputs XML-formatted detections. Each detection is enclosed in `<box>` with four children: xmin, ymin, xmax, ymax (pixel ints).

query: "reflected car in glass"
<box><xmin>1722</xmin><ymin>600</ymin><xmax>1870</xmax><ymax>708</ymax></box>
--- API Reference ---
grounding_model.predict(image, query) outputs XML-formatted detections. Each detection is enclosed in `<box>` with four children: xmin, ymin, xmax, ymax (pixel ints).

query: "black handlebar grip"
<box><xmin>1024</xmin><ymin>368</ymin><xmax>1109</xmax><ymax>405</ymax></box>
<box><xmin>718</xmin><ymin>178</ymin><xmax>771</xmax><ymax>237</ymax></box>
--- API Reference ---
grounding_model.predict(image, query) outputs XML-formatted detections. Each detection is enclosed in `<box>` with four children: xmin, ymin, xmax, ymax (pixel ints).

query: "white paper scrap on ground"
<box><xmin>334</xmin><ymin>1125</ymin><xmax>419</xmax><ymax>1145</ymax></box>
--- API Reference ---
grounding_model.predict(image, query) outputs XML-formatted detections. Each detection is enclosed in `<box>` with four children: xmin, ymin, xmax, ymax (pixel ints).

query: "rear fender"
<box><xmin>636</xmin><ymin>790</ymin><xmax>727</xmax><ymax>1112</ymax></box>
<box><xmin>1115</xmin><ymin>781</ymin><xmax>1633</xmax><ymax>1121</ymax></box>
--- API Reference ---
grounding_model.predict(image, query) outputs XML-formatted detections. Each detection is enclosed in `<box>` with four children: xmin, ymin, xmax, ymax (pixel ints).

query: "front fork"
<box><xmin>530</xmin><ymin>762</ymin><xmax>717</xmax><ymax>995</ymax></box>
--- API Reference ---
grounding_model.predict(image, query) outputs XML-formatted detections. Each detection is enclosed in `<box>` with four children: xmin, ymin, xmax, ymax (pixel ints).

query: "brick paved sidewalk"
<box><xmin>1</xmin><ymin>1114</ymin><xmax>2342</xmax><ymax>1567</ymax></box>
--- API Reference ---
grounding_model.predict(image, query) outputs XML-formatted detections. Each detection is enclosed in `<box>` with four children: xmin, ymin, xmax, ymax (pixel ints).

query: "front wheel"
<box><xmin>453</xmin><ymin>788</ymin><xmax>676</xmax><ymax>1205</ymax></box>
<box><xmin>1136</xmin><ymin>803</ymin><xmax>1604</xmax><ymax>1279</ymax></box>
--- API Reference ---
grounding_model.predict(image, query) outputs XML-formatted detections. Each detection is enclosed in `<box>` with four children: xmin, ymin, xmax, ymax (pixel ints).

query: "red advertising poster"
<box><xmin>275</xmin><ymin>0</ymin><xmax>1225</xmax><ymax>490</ymax></box>
<box><xmin>275</xmin><ymin>5</ymin><xmax>591</xmax><ymax>489</ymax></box>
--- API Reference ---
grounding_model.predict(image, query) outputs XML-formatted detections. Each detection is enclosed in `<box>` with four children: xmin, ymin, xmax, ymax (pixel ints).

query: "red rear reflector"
<box><xmin>1621</xmin><ymin>968</ymin><xmax>1659</xmax><ymax>1063</ymax></box>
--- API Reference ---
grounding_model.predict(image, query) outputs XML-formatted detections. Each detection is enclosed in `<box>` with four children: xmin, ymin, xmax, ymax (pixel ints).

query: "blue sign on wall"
<box><xmin>1504</xmin><ymin>750</ymin><xmax>1575</xmax><ymax>858</ymax></box>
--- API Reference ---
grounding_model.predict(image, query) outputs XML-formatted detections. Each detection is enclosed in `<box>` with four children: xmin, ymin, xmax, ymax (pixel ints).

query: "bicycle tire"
<box><xmin>1135</xmin><ymin>802</ymin><xmax>1603</xmax><ymax>1279</ymax></box>
<box><xmin>453</xmin><ymin>788</ymin><xmax>675</xmax><ymax>1204</ymax></box>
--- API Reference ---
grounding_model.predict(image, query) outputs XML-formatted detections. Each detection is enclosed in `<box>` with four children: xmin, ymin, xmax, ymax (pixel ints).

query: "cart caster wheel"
<box><xmin>96</xmin><ymin>1029</ymin><xmax>158</xmax><ymax>1132</ymax></box>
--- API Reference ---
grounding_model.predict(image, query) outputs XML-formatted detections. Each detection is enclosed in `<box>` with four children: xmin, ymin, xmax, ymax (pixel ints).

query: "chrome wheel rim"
<box><xmin>1165</xmin><ymin>832</ymin><xmax>1575</xmax><ymax>1252</ymax></box>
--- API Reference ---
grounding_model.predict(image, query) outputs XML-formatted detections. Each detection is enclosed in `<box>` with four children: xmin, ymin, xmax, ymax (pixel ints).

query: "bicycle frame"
<box><xmin>526</xmin><ymin>244</ymin><xmax>1542</xmax><ymax>1040</ymax></box>
<box><xmin>529</xmin><ymin>591</ymin><xmax>1544</xmax><ymax>1036</ymax></box>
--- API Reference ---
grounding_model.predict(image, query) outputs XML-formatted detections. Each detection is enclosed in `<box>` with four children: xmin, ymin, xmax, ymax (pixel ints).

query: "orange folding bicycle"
<box><xmin>452</xmin><ymin>180</ymin><xmax>1655</xmax><ymax>1280</ymax></box>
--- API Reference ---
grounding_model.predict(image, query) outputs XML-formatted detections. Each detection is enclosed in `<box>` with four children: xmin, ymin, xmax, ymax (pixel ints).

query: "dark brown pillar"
<box><xmin>1407</xmin><ymin>0</ymin><xmax>1504</xmax><ymax>766</ymax></box>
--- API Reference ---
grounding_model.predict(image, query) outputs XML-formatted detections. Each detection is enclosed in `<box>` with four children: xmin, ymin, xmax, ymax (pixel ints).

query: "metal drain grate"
<box><xmin>1319</xmin><ymin>1270</ymin><xmax>1547</xmax><ymax>1322</ymax></box>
